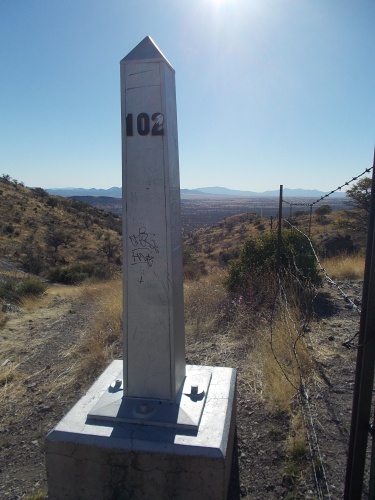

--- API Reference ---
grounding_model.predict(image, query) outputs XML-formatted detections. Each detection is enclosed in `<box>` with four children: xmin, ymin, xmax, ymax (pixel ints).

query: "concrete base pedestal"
<box><xmin>45</xmin><ymin>361</ymin><xmax>236</xmax><ymax>499</ymax></box>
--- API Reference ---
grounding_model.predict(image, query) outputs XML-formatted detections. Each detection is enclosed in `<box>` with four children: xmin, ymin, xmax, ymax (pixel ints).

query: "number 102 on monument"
<box><xmin>126</xmin><ymin>113</ymin><xmax>164</xmax><ymax>136</ymax></box>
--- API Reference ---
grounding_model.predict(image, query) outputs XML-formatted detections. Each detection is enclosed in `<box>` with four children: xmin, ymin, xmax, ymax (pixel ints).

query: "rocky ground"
<box><xmin>0</xmin><ymin>278</ymin><xmax>365</xmax><ymax>499</ymax></box>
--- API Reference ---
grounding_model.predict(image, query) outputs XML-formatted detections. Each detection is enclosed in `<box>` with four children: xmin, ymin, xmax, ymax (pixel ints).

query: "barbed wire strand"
<box><xmin>282</xmin><ymin>167</ymin><xmax>373</xmax><ymax>207</ymax></box>
<box><xmin>299</xmin><ymin>389</ymin><xmax>331</xmax><ymax>500</ymax></box>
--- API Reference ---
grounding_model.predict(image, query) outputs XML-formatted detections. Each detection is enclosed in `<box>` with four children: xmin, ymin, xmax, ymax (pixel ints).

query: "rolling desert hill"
<box><xmin>0</xmin><ymin>176</ymin><xmax>122</xmax><ymax>279</ymax></box>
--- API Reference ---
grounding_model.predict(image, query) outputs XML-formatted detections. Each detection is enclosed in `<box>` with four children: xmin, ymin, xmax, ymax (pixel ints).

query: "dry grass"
<box><xmin>0</xmin><ymin>279</ymin><xmax>121</xmax><ymax>401</ymax></box>
<box><xmin>184</xmin><ymin>273</ymin><xmax>229</xmax><ymax>366</ymax></box>
<box><xmin>21</xmin><ymin>284</ymin><xmax>81</xmax><ymax>310</ymax></box>
<box><xmin>0</xmin><ymin>284</ymin><xmax>83</xmax><ymax>403</ymax></box>
<box><xmin>246</xmin><ymin>304</ymin><xmax>312</xmax><ymax>412</ymax></box>
<box><xmin>26</xmin><ymin>491</ymin><xmax>47</xmax><ymax>500</ymax></box>
<box><xmin>184</xmin><ymin>272</ymin><xmax>227</xmax><ymax>340</ymax></box>
<box><xmin>63</xmin><ymin>278</ymin><xmax>123</xmax><ymax>386</ymax></box>
<box><xmin>244</xmin><ymin>302</ymin><xmax>314</xmax><ymax>486</ymax></box>
<box><xmin>0</xmin><ymin>364</ymin><xmax>16</xmax><ymax>388</ymax></box>
<box><xmin>184</xmin><ymin>272</ymin><xmax>260</xmax><ymax>369</ymax></box>
<box><xmin>0</xmin><ymin>360</ymin><xmax>25</xmax><ymax>405</ymax></box>
<box><xmin>322</xmin><ymin>253</ymin><xmax>365</xmax><ymax>280</ymax></box>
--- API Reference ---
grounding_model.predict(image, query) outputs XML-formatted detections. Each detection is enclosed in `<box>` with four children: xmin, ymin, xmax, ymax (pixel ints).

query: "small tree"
<box><xmin>315</xmin><ymin>204</ymin><xmax>332</xmax><ymax>217</ymax></box>
<box><xmin>101</xmin><ymin>235</ymin><xmax>118</xmax><ymax>263</ymax></box>
<box><xmin>315</xmin><ymin>204</ymin><xmax>332</xmax><ymax>222</ymax></box>
<box><xmin>21</xmin><ymin>235</ymin><xmax>46</xmax><ymax>275</ymax></box>
<box><xmin>340</xmin><ymin>177</ymin><xmax>372</xmax><ymax>237</ymax></box>
<box><xmin>346</xmin><ymin>177</ymin><xmax>372</xmax><ymax>213</ymax></box>
<box><xmin>45</xmin><ymin>226</ymin><xmax>71</xmax><ymax>253</ymax></box>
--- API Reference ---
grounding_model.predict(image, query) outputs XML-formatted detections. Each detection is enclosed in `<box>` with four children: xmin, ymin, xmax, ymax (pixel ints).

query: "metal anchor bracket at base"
<box><xmin>87</xmin><ymin>368</ymin><xmax>212</xmax><ymax>431</ymax></box>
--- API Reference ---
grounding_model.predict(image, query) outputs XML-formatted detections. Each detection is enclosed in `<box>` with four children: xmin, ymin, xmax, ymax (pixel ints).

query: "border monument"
<box><xmin>45</xmin><ymin>37</ymin><xmax>236</xmax><ymax>499</ymax></box>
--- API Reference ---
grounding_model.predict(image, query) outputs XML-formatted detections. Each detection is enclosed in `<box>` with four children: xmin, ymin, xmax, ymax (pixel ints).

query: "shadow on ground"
<box><xmin>313</xmin><ymin>291</ymin><xmax>341</xmax><ymax>319</ymax></box>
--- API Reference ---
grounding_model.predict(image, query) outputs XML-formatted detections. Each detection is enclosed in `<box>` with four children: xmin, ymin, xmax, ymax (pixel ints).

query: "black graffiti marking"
<box><xmin>131</xmin><ymin>250</ymin><xmax>154</xmax><ymax>268</ymax></box>
<box><xmin>129</xmin><ymin>227</ymin><xmax>159</xmax><ymax>253</ymax></box>
<box><xmin>129</xmin><ymin>227</ymin><xmax>159</xmax><ymax>273</ymax></box>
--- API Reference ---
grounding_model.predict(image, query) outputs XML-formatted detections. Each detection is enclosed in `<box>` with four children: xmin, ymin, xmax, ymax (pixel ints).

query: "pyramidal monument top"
<box><xmin>121</xmin><ymin>35</ymin><xmax>172</xmax><ymax>68</ymax></box>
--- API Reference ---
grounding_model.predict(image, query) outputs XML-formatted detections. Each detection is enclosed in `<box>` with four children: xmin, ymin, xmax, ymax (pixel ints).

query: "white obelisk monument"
<box><xmin>45</xmin><ymin>37</ymin><xmax>236</xmax><ymax>499</ymax></box>
<box><xmin>121</xmin><ymin>36</ymin><xmax>185</xmax><ymax>401</ymax></box>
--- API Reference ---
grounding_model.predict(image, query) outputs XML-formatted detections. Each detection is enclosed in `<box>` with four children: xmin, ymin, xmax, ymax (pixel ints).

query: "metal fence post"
<box><xmin>344</xmin><ymin>150</ymin><xmax>375</xmax><ymax>499</ymax></box>
<box><xmin>277</xmin><ymin>185</ymin><xmax>283</xmax><ymax>272</ymax></box>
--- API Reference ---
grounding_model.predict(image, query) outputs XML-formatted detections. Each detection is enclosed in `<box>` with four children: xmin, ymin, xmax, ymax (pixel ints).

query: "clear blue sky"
<box><xmin>0</xmin><ymin>0</ymin><xmax>374</xmax><ymax>192</ymax></box>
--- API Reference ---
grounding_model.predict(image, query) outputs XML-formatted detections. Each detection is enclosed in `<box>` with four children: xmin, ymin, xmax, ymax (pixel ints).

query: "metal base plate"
<box><xmin>87</xmin><ymin>369</ymin><xmax>212</xmax><ymax>431</ymax></box>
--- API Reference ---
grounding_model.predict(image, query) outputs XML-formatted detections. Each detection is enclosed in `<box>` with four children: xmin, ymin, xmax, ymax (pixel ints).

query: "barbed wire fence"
<box><xmin>282</xmin><ymin>166</ymin><xmax>372</xmax><ymax>236</ymax></box>
<box><xmin>268</xmin><ymin>164</ymin><xmax>374</xmax><ymax>499</ymax></box>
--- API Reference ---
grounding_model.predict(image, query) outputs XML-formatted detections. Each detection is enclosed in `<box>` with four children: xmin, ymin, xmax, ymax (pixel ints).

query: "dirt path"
<box><xmin>0</xmin><ymin>280</ymin><xmax>364</xmax><ymax>499</ymax></box>
<box><xmin>0</xmin><ymin>286</ymin><xmax>94</xmax><ymax>499</ymax></box>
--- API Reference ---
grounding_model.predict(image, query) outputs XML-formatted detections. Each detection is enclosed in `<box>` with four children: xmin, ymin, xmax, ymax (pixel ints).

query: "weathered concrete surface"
<box><xmin>45</xmin><ymin>361</ymin><xmax>236</xmax><ymax>499</ymax></box>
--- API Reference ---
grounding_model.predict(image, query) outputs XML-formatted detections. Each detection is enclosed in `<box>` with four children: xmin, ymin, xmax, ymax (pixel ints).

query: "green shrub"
<box><xmin>48</xmin><ymin>263</ymin><xmax>113</xmax><ymax>284</ymax></box>
<box><xmin>18</xmin><ymin>277</ymin><xmax>47</xmax><ymax>297</ymax></box>
<box><xmin>0</xmin><ymin>277</ymin><xmax>46</xmax><ymax>303</ymax></box>
<box><xmin>48</xmin><ymin>266</ymin><xmax>90</xmax><ymax>284</ymax></box>
<box><xmin>182</xmin><ymin>244</ymin><xmax>195</xmax><ymax>266</ymax></box>
<box><xmin>0</xmin><ymin>278</ymin><xmax>19</xmax><ymax>303</ymax></box>
<box><xmin>225</xmin><ymin>229</ymin><xmax>322</xmax><ymax>297</ymax></box>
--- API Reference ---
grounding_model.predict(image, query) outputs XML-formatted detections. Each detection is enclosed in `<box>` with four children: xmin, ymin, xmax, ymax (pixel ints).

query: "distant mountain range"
<box><xmin>47</xmin><ymin>187</ymin><xmax>122</xmax><ymax>198</ymax></box>
<box><xmin>183</xmin><ymin>187</ymin><xmax>346</xmax><ymax>198</ymax></box>
<box><xmin>46</xmin><ymin>186</ymin><xmax>346</xmax><ymax>199</ymax></box>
